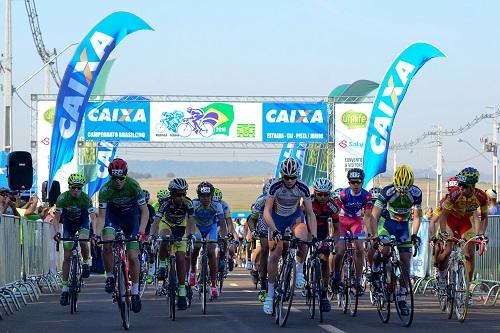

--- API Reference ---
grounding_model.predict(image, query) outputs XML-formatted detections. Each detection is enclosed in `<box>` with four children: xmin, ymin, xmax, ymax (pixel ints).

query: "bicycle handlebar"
<box><xmin>55</xmin><ymin>237</ymin><xmax>91</xmax><ymax>252</ymax></box>
<box><xmin>445</xmin><ymin>236</ymin><xmax>489</xmax><ymax>256</ymax></box>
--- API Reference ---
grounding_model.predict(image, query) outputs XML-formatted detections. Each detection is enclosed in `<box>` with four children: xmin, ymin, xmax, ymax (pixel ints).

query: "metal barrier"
<box><xmin>0</xmin><ymin>215</ymin><xmax>61</xmax><ymax>319</ymax></box>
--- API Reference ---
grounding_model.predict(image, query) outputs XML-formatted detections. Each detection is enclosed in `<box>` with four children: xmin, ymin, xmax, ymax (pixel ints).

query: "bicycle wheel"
<box><xmin>347</xmin><ymin>257</ymin><xmax>359</xmax><ymax>317</ymax></box>
<box><xmin>339</xmin><ymin>255</ymin><xmax>349</xmax><ymax>314</ymax></box>
<box><xmin>69</xmin><ymin>257</ymin><xmax>79</xmax><ymax>314</ymax></box>
<box><xmin>375</xmin><ymin>262</ymin><xmax>391</xmax><ymax>323</ymax></box>
<box><xmin>454</xmin><ymin>261</ymin><xmax>470</xmax><ymax>322</ymax></box>
<box><xmin>277</xmin><ymin>257</ymin><xmax>296</xmax><ymax>327</ymax></box>
<box><xmin>201</xmin><ymin>254</ymin><xmax>208</xmax><ymax>314</ymax></box>
<box><xmin>117</xmin><ymin>262</ymin><xmax>130</xmax><ymax>330</ymax></box>
<box><xmin>314</xmin><ymin>259</ymin><xmax>324</xmax><ymax>322</ymax></box>
<box><xmin>394</xmin><ymin>262</ymin><xmax>414</xmax><ymax>327</ymax></box>
<box><xmin>446</xmin><ymin>273</ymin><xmax>455</xmax><ymax>319</ymax></box>
<box><xmin>305</xmin><ymin>258</ymin><xmax>315</xmax><ymax>319</ymax></box>
<box><xmin>186</xmin><ymin>284</ymin><xmax>193</xmax><ymax>308</ymax></box>
<box><xmin>168</xmin><ymin>261</ymin><xmax>177</xmax><ymax>321</ymax></box>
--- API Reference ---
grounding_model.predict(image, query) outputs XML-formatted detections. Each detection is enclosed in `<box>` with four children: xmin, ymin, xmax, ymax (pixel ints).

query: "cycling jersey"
<box><xmin>251</xmin><ymin>193</ymin><xmax>268</xmax><ymax>236</ymax></box>
<box><xmin>152</xmin><ymin>201</ymin><xmax>160</xmax><ymax>213</ymax></box>
<box><xmin>311</xmin><ymin>197</ymin><xmax>339</xmax><ymax>240</ymax></box>
<box><xmin>219</xmin><ymin>200</ymin><xmax>231</xmax><ymax>218</ymax></box>
<box><xmin>145</xmin><ymin>203</ymin><xmax>155</xmax><ymax>235</ymax></box>
<box><xmin>335</xmin><ymin>188</ymin><xmax>372</xmax><ymax>218</ymax></box>
<box><xmin>268</xmin><ymin>179</ymin><xmax>311</xmax><ymax>216</ymax></box>
<box><xmin>156</xmin><ymin>196</ymin><xmax>195</xmax><ymax>227</ymax></box>
<box><xmin>56</xmin><ymin>191</ymin><xmax>95</xmax><ymax>238</ymax></box>
<box><xmin>441</xmin><ymin>187</ymin><xmax>487</xmax><ymax>220</ymax></box>
<box><xmin>192</xmin><ymin>200</ymin><xmax>224</xmax><ymax>227</ymax></box>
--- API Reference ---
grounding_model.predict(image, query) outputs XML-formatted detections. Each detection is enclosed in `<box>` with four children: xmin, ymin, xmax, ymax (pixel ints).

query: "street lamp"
<box><xmin>457</xmin><ymin>138</ymin><xmax>491</xmax><ymax>163</ymax></box>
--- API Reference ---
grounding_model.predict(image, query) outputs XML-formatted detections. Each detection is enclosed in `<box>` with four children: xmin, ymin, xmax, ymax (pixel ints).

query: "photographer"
<box><xmin>0</xmin><ymin>188</ymin><xmax>20</xmax><ymax>216</ymax></box>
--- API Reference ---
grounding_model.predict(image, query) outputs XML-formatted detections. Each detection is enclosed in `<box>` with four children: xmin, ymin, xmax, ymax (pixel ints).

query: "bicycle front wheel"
<box><xmin>314</xmin><ymin>259</ymin><xmax>324</xmax><ymax>322</ymax></box>
<box><xmin>375</xmin><ymin>263</ymin><xmax>391</xmax><ymax>324</ymax></box>
<box><xmin>117</xmin><ymin>262</ymin><xmax>130</xmax><ymax>330</ymax></box>
<box><xmin>347</xmin><ymin>257</ymin><xmax>359</xmax><ymax>317</ymax></box>
<box><xmin>69</xmin><ymin>257</ymin><xmax>80</xmax><ymax>314</ymax></box>
<box><xmin>305</xmin><ymin>258</ymin><xmax>315</xmax><ymax>319</ymax></box>
<box><xmin>168</xmin><ymin>261</ymin><xmax>177</xmax><ymax>321</ymax></box>
<box><xmin>394</xmin><ymin>262</ymin><xmax>414</xmax><ymax>327</ymax></box>
<box><xmin>454</xmin><ymin>261</ymin><xmax>470</xmax><ymax>322</ymax></box>
<box><xmin>201</xmin><ymin>254</ymin><xmax>208</xmax><ymax>315</ymax></box>
<box><xmin>277</xmin><ymin>258</ymin><xmax>296</xmax><ymax>327</ymax></box>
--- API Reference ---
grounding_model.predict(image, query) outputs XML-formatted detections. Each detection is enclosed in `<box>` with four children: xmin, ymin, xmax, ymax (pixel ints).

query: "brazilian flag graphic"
<box><xmin>201</xmin><ymin>103</ymin><xmax>234</xmax><ymax>136</ymax></box>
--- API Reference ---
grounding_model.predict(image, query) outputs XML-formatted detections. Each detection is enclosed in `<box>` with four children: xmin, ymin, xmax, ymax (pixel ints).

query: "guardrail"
<box><xmin>0</xmin><ymin>215</ymin><xmax>62</xmax><ymax>319</ymax></box>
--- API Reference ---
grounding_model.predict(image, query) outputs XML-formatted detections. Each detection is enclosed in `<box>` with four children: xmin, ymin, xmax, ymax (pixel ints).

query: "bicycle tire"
<box><xmin>186</xmin><ymin>284</ymin><xmax>193</xmax><ymax>308</ymax></box>
<box><xmin>375</xmin><ymin>262</ymin><xmax>391</xmax><ymax>323</ymax></box>
<box><xmin>314</xmin><ymin>259</ymin><xmax>324</xmax><ymax>322</ymax></box>
<box><xmin>117</xmin><ymin>262</ymin><xmax>130</xmax><ymax>330</ymax></box>
<box><xmin>277</xmin><ymin>256</ymin><xmax>296</xmax><ymax>327</ymax></box>
<box><xmin>306</xmin><ymin>258</ymin><xmax>315</xmax><ymax>319</ymax></box>
<box><xmin>348</xmin><ymin>257</ymin><xmax>359</xmax><ymax>317</ymax></box>
<box><xmin>201</xmin><ymin>253</ymin><xmax>208</xmax><ymax>314</ymax></box>
<box><xmin>394</xmin><ymin>262</ymin><xmax>414</xmax><ymax>327</ymax></box>
<box><xmin>168</xmin><ymin>260</ymin><xmax>177</xmax><ymax>321</ymax></box>
<box><xmin>455</xmin><ymin>261</ymin><xmax>469</xmax><ymax>322</ymax></box>
<box><xmin>69</xmin><ymin>256</ymin><xmax>79</xmax><ymax>314</ymax></box>
<box><xmin>340</xmin><ymin>255</ymin><xmax>349</xmax><ymax>314</ymax></box>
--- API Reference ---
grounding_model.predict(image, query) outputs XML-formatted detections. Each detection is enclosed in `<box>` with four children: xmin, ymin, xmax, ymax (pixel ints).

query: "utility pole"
<box><xmin>493</xmin><ymin>106</ymin><xmax>498</xmax><ymax>196</ymax></box>
<box><xmin>3</xmin><ymin>0</ymin><xmax>13</xmax><ymax>152</ymax></box>
<box><xmin>436</xmin><ymin>125</ymin><xmax>443</xmax><ymax>207</ymax></box>
<box><xmin>426</xmin><ymin>174</ymin><xmax>430</xmax><ymax>208</ymax></box>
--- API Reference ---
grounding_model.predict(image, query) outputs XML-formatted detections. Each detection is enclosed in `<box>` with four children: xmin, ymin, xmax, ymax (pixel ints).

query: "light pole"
<box><xmin>457</xmin><ymin>138</ymin><xmax>491</xmax><ymax>163</ymax></box>
<box><xmin>484</xmin><ymin>106</ymin><xmax>499</xmax><ymax>196</ymax></box>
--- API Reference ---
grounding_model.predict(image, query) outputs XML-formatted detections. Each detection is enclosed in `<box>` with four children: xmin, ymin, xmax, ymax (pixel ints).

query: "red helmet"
<box><xmin>108</xmin><ymin>158</ymin><xmax>128</xmax><ymax>177</ymax></box>
<box><xmin>446</xmin><ymin>176</ymin><xmax>459</xmax><ymax>190</ymax></box>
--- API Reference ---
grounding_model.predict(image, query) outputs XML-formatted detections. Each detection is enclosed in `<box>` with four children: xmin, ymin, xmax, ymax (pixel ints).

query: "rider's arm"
<box><xmin>412</xmin><ymin>207</ymin><xmax>422</xmax><ymax>235</ymax></box>
<box><xmin>429</xmin><ymin>209</ymin><xmax>440</xmax><ymax>237</ymax></box>
<box><xmin>303</xmin><ymin>199</ymin><xmax>317</xmax><ymax>238</ymax></box>
<box><xmin>371</xmin><ymin>206</ymin><xmax>382</xmax><ymax>238</ymax></box>
<box><xmin>96</xmin><ymin>207</ymin><xmax>106</xmax><ymax>237</ymax></box>
<box><xmin>53</xmin><ymin>211</ymin><xmax>62</xmax><ymax>234</ymax></box>
<box><xmin>247</xmin><ymin>215</ymin><xmax>256</xmax><ymax>232</ymax></box>
<box><xmin>478</xmin><ymin>206</ymin><xmax>489</xmax><ymax>235</ymax></box>
<box><xmin>363</xmin><ymin>209</ymin><xmax>373</xmax><ymax>236</ymax></box>
<box><xmin>138</xmin><ymin>204</ymin><xmax>149</xmax><ymax>234</ymax></box>
<box><xmin>263</xmin><ymin>196</ymin><xmax>278</xmax><ymax>233</ymax></box>
<box><xmin>437</xmin><ymin>208</ymin><xmax>449</xmax><ymax>235</ymax></box>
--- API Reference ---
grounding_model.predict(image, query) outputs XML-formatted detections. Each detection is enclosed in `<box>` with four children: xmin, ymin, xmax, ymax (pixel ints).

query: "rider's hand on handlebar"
<box><xmin>411</xmin><ymin>234</ymin><xmax>421</xmax><ymax>246</ymax></box>
<box><xmin>53</xmin><ymin>232</ymin><xmax>61</xmax><ymax>242</ymax></box>
<box><xmin>272</xmin><ymin>230</ymin><xmax>282</xmax><ymax>243</ymax></box>
<box><xmin>138</xmin><ymin>231</ymin><xmax>147</xmax><ymax>242</ymax></box>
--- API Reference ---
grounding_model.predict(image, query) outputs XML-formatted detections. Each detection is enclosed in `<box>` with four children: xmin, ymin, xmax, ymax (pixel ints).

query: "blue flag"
<box><xmin>362</xmin><ymin>42</ymin><xmax>445</xmax><ymax>186</ymax></box>
<box><xmin>49</xmin><ymin>12</ymin><xmax>152</xmax><ymax>187</ymax></box>
<box><xmin>86</xmin><ymin>141</ymin><xmax>118</xmax><ymax>197</ymax></box>
<box><xmin>274</xmin><ymin>143</ymin><xmax>307</xmax><ymax>178</ymax></box>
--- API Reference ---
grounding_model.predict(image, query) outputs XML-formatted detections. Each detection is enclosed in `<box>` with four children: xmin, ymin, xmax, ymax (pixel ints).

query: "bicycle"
<box><xmin>217</xmin><ymin>238</ymin><xmax>230</xmax><ymax>294</ymax></box>
<box><xmin>372</xmin><ymin>236</ymin><xmax>419</xmax><ymax>327</ymax></box>
<box><xmin>336</xmin><ymin>232</ymin><xmax>366</xmax><ymax>317</ymax></box>
<box><xmin>56</xmin><ymin>235</ymin><xmax>91</xmax><ymax>314</ymax></box>
<box><xmin>305</xmin><ymin>238</ymin><xmax>334</xmax><ymax>322</ymax></box>
<box><xmin>438</xmin><ymin>235</ymin><xmax>487</xmax><ymax>322</ymax></box>
<box><xmin>194</xmin><ymin>233</ymin><xmax>219</xmax><ymax>314</ymax></box>
<box><xmin>98</xmin><ymin>231</ymin><xmax>138</xmax><ymax>330</ymax></box>
<box><xmin>272</xmin><ymin>235</ymin><xmax>309</xmax><ymax>327</ymax></box>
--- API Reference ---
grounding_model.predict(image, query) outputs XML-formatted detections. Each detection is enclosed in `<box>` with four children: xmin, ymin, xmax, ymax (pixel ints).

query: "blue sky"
<box><xmin>2</xmin><ymin>0</ymin><xmax>500</xmax><ymax>178</ymax></box>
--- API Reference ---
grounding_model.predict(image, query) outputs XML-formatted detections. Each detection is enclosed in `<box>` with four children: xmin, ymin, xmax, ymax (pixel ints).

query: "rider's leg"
<box><xmin>464</xmin><ymin>242</ymin><xmax>475</xmax><ymax>282</ymax></box>
<box><xmin>207</xmin><ymin>243</ymin><xmax>217</xmax><ymax>286</ymax></box>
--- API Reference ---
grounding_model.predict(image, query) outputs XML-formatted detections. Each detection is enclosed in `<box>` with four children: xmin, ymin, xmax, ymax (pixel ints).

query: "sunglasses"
<box><xmin>349</xmin><ymin>180</ymin><xmax>362</xmax><ymax>185</ymax></box>
<box><xmin>315</xmin><ymin>192</ymin><xmax>330</xmax><ymax>198</ymax></box>
<box><xmin>173</xmin><ymin>192</ymin><xmax>187</xmax><ymax>197</ymax></box>
<box><xmin>283</xmin><ymin>176</ymin><xmax>297</xmax><ymax>181</ymax></box>
<box><xmin>458</xmin><ymin>183</ymin><xmax>472</xmax><ymax>189</ymax></box>
<box><xmin>111</xmin><ymin>176</ymin><xmax>126</xmax><ymax>181</ymax></box>
<box><xmin>70</xmin><ymin>186</ymin><xmax>83</xmax><ymax>191</ymax></box>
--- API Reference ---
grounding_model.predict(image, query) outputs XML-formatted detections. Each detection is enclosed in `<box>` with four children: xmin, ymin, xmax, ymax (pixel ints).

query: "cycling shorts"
<box><xmin>339</xmin><ymin>216</ymin><xmax>364</xmax><ymax>238</ymax></box>
<box><xmin>378</xmin><ymin>217</ymin><xmax>412</xmax><ymax>253</ymax></box>
<box><xmin>159</xmin><ymin>222</ymin><xmax>187</xmax><ymax>253</ymax></box>
<box><xmin>62</xmin><ymin>217</ymin><xmax>90</xmax><ymax>250</ymax></box>
<box><xmin>103</xmin><ymin>208</ymin><xmax>140</xmax><ymax>250</ymax></box>
<box><xmin>445</xmin><ymin>214</ymin><xmax>475</xmax><ymax>240</ymax></box>
<box><xmin>194</xmin><ymin>223</ymin><xmax>218</xmax><ymax>241</ymax></box>
<box><xmin>267</xmin><ymin>208</ymin><xmax>305</xmax><ymax>240</ymax></box>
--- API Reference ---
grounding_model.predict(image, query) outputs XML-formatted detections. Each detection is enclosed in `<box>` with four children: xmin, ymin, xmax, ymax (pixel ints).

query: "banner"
<box><xmin>0</xmin><ymin>152</ymin><xmax>8</xmax><ymax>189</ymax></box>
<box><xmin>363</xmin><ymin>42</ymin><xmax>445</xmax><ymax>186</ymax></box>
<box><xmin>85</xmin><ymin>141</ymin><xmax>118</xmax><ymax>196</ymax></box>
<box><xmin>334</xmin><ymin>103</ymin><xmax>373</xmax><ymax>189</ymax></box>
<box><xmin>411</xmin><ymin>218</ymin><xmax>430</xmax><ymax>278</ymax></box>
<box><xmin>49</xmin><ymin>12</ymin><xmax>152</xmax><ymax>187</ymax></box>
<box><xmin>84</xmin><ymin>100</ymin><xmax>150</xmax><ymax>141</ymax></box>
<box><xmin>150</xmin><ymin>102</ymin><xmax>262</xmax><ymax>142</ymax></box>
<box><xmin>274</xmin><ymin>143</ymin><xmax>307</xmax><ymax>178</ymax></box>
<box><xmin>263</xmin><ymin>103</ymin><xmax>327</xmax><ymax>142</ymax></box>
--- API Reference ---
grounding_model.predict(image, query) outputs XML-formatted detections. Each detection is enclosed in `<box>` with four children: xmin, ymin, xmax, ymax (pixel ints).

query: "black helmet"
<box><xmin>347</xmin><ymin>168</ymin><xmax>365</xmax><ymax>181</ymax></box>
<box><xmin>197</xmin><ymin>181</ymin><xmax>214</xmax><ymax>195</ymax></box>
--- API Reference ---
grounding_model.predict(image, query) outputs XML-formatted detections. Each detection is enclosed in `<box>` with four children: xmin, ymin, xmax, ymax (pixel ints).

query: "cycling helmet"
<box><xmin>168</xmin><ymin>178</ymin><xmax>189</xmax><ymax>192</ymax></box>
<box><xmin>313</xmin><ymin>178</ymin><xmax>333</xmax><ymax>193</ymax></box>
<box><xmin>262</xmin><ymin>178</ymin><xmax>274</xmax><ymax>194</ymax></box>
<box><xmin>142</xmin><ymin>189</ymin><xmax>150</xmax><ymax>202</ymax></box>
<box><xmin>369</xmin><ymin>187</ymin><xmax>382</xmax><ymax>201</ymax></box>
<box><xmin>347</xmin><ymin>168</ymin><xmax>365</xmax><ymax>181</ymax></box>
<box><xmin>332</xmin><ymin>187</ymin><xmax>343</xmax><ymax>199</ymax></box>
<box><xmin>486</xmin><ymin>188</ymin><xmax>497</xmax><ymax>199</ymax></box>
<box><xmin>446</xmin><ymin>176</ymin><xmax>459</xmax><ymax>190</ymax></box>
<box><xmin>197</xmin><ymin>181</ymin><xmax>214</xmax><ymax>195</ymax></box>
<box><xmin>213</xmin><ymin>188</ymin><xmax>223</xmax><ymax>201</ymax></box>
<box><xmin>157</xmin><ymin>189</ymin><xmax>170</xmax><ymax>201</ymax></box>
<box><xmin>457</xmin><ymin>167</ymin><xmax>480</xmax><ymax>185</ymax></box>
<box><xmin>280</xmin><ymin>157</ymin><xmax>299</xmax><ymax>178</ymax></box>
<box><xmin>68</xmin><ymin>173</ymin><xmax>86</xmax><ymax>186</ymax></box>
<box><xmin>108</xmin><ymin>158</ymin><xmax>128</xmax><ymax>177</ymax></box>
<box><xmin>393</xmin><ymin>164</ymin><xmax>414</xmax><ymax>191</ymax></box>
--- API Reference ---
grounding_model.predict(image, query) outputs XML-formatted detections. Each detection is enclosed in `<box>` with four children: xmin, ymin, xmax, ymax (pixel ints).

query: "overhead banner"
<box><xmin>262</xmin><ymin>103</ymin><xmax>327</xmax><ymax>142</ymax></box>
<box><xmin>49</xmin><ymin>12</ymin><xmax>152</xmax><ymax>186</ymax></box>
<box><xmin>363</xmin><ymin>42</ymin><xmax>445</xmax><ymax>186</ymax></box>
<box><xmin>334</xmin><ymin>103</ymin><xmax>373</xmax><ymax>189</ymax></box>
<box><xmin>84</xmin><ymin>100</ymin><xmax>150</xmax><ymax>141</ymax></box>
<box><xmin>150</xmin><ymin>102</ymin><xmax>262</xmax><ymax>142</ymax></box>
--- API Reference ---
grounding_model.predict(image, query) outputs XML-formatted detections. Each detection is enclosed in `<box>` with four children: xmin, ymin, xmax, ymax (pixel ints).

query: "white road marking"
<box><xmin>230</xmin><ymin>283</ymin><xmax>239</xmax><ymax>287</ymax></box>
<box><xmin>319</xmin><ymin>324</ymin><xmax>347</xmax><ymax>333</ymax></box>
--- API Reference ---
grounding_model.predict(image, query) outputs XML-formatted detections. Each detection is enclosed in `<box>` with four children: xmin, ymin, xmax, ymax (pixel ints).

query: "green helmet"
<box><xmin>212</xmin><ymin>188</ymin><xmax>223</xmax><ymax>202</ymax></box>
<box><xmin>157</xmin><ymin>189</ymin><xmax>170</xmax><ymax>201</ymax></box>
<box><xmin>457</xmin><ymin>167</ymin><xmax>480</xmax><ymax>185</ymax></box>
<box><xmin>68</xmin><ymin>173</ymin><xmax>86</xmax><ymax>186</ymax></box>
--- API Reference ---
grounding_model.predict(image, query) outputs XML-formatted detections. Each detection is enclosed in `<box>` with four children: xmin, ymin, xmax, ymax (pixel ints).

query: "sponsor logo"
<box><xmin>87</xmin><ymin>107</ymin><xmax>147</xmax><ymax>122</ymax></box>
<box><xmin>341</xmin><ymin>111</ymin><xmax>367</xmax><ymax>129</ymax></box>
<box><xmin>43</xmin><ymin>107</ymin><xmax>55</xmax><ymax>124</ymax></box>
<box><xmin>265</xmin><ymin>109</ymin><xmax>324</xmax><ymax>123</ymax></box>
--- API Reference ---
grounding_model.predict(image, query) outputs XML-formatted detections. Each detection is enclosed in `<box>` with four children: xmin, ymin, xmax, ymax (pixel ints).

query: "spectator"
<box><xmin>0</xmin><ymin>188</ymin><xmax>20</xmax><ymax>216</ymax></box>
<box><xmin>485</xmin><ymin>189</ymin><xmax>500</xmax><ymax>215</ymax></box>
<box><xmin>423</xmin><ymin>207</ymin><xmax>433</xmax><ymax>221</ymax></box>
<box><xmin>17</xmin><ymin>195</ymin><xmax>42</xmax><ymax>220</ymax></box>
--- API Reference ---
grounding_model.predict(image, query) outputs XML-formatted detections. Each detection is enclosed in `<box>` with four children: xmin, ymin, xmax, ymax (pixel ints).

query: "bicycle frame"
<box><xmin>194</xmin><ymin>234</ymin><xmax>218</xmax><ymax>314</ymax></box>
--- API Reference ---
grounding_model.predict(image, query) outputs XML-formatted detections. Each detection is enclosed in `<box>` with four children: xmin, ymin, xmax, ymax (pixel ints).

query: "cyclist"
<box><xmin>262</xmin><ymin>157</ymin><xmax>317</xmax><ymax>315</ymax></box>
<box><xmin>332</xmin><ymin>168</ymin><xmax>372</xmax><ymax>296</ymax></box>
<box><xmin>310</xmin><ymin>177</ymin><xmax>340</xmax><ymax>312</ymax></box>
<box><xmin>247</xmin><ymin>179</ymin><xmax>273</xmax><ymax>302</ymax></box>
<box><xmin>435</xmin><ymin>167</ymin><xmax>488</xmax><ymax>284</ymax></box>
<box><xmin>96</xmin><ymin>158</ymin><xmax>149</xmax><ymax>313</ymax></box>
<box><xmin>212</xmin><ymin>188</ymin><xmax>237</xmax><ymax>271</ymax></box>
<box><xmin>365</xmin><ymin>187</ymin><xmax>382</xmax><ymax>270</ymax></box>
<box><xmin>152</xmin><ymin>189</ymin><xmax>170</xmax><ymax>213</ymax></box>
<box><xmin>186</xmin><ymin>107</ymin><xmax>204</xmax><ymax>132</ymax></box>
<box><xmin>371</xmin><ymin>164</ymin><xmax>422</xmax><ymax>316</ymax></box>
<box><xmin>153</xmin><ymin>178</ymin><xmax>195</xmax><ymax>310</ymax></box>
<box><xmin>188</xmin><ymin>181</ymin><xmax>228</xmax><ymax>299</ymax></box>
<box><xmin>142</xmin><ymin>189</ymin><xmax>157</xmax><ymax>284</ymax></box>
<box><xmin>53</xmin><ymin>173</ymin><xmax>96</xmax><ymax>306</ymax></box>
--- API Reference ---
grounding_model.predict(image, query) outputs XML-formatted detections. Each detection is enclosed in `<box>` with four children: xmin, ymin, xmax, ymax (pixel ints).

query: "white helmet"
<box><xmin>168</xmin><ymin>178</ymin><xmax>188</xmax><ymax>191</ymax></box>
<box><xmin>280</xmin><ymin>158</ymin><xmax>299</xmax><ymax>177</ymax></box>
<box><xmin>313</xmin><ymin>178</ymin><xmax>332</xmax><ymax>193</ymax></box>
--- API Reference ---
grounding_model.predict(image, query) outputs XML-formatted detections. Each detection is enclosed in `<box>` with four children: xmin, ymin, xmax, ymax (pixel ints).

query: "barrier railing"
<box><xmin>0</xmin><ymin>215</ymin><xmax>62</xmax><ymax>319</ymax></box>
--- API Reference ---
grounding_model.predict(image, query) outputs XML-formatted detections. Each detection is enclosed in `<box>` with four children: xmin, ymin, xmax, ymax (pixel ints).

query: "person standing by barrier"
<box><xmin>52</xmin><ymin>173</ymin><xmax>97</xmax><ymax>306</ymax></box>
<box><xmin>0</xmin><ymin>188</ymin><xmax>20</xmax><ymax>216</ymax></box>
<box><xmin>485</xmin><ymin>189</ymin><xmax>500</xmax><ymax>215</ymax></box>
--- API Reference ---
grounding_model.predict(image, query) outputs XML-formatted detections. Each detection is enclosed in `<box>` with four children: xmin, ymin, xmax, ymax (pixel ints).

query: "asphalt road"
<box><xmin>1</xmin><ymin>268</ymin><xmax>499</xmax><ymax>333</ymax></box>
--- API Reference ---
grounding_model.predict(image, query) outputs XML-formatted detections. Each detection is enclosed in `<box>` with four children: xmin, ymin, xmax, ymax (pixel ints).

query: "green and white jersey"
<box><xmin>55</xmin><ymin>191</ymin><xmax>95</xmax><ymax>222</ymax></box>
<box><xmin>98</xmin><ymin>177</ymin><xmax>146</xmax><ymax>215</ymax></box>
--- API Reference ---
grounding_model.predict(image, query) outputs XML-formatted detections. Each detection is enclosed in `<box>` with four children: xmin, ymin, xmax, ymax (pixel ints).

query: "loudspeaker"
<box><xmin>7</xmin><ymin>151</ymin><xmax>33</xmax><ymax>191</ymax></box>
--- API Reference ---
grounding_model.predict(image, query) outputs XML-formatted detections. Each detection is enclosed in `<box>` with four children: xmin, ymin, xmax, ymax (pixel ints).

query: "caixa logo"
<box><xmin>87</xmin><ymin>106</ymin><xmax>147</xmax><ymax>122</ymax></box>
<box><xmin>265</xmin><ymin>109</ymin><xmax>324</xmax><ymax>123</ymax></box>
